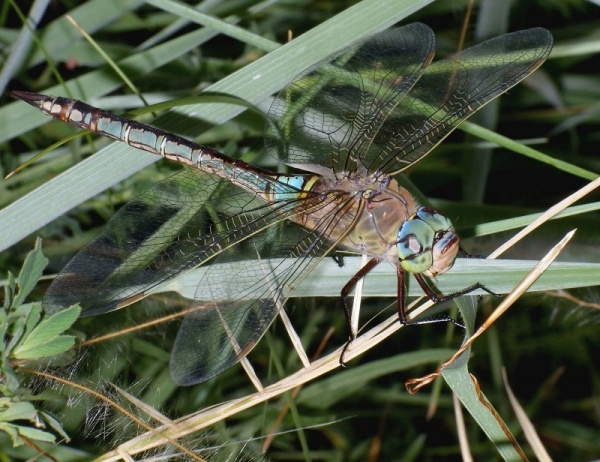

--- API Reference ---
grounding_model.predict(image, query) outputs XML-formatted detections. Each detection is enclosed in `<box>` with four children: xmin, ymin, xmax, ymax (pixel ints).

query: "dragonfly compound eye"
<box><xmin>396</xmin><ymin>206</ymin><xmax>459</xmax><ymax>276</ymax></box>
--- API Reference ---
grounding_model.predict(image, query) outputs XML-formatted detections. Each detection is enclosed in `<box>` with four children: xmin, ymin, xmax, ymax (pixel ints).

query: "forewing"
<box><xmin>265</xmin><ymin>23</ymin><xmax>435</xmax><ymax>173</ymax></box>
<box><xmin>265</xmin><ymin>26</ymin><xmax>552</xmax><ymax>177</ymax></box>
<box><xmin>43</xmin><ymin>168</ymin><xmax>310</xmax><ymax>317</ymax></box>
<box><xmin>374</xmin><ymin>27</ymin><xmax>553</xmax><ymax>174</ymax></box>
<box><xmin>43</xmin><ymin>162</ymin><xmax>357</xmax><ymax>385</ymax></box>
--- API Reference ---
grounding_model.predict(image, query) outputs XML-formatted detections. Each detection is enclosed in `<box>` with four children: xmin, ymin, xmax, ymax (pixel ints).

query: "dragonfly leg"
<box><xmin>331</xmin><ymin>249</ymin><xmax>345</xmax><ymax>268</ymax></box>
<box><xmin>396</xmin><ymin>264</ymin><xmax>408</xmax><ymax>324</ymax></box>
<box><xmin>459</xmin><ymin>246</ymin><xmax>486</xmax><ymax>260</ymax></box>
<box><xmin>339</xmin><ymin>257</ymin><xmax>381</xmax><ymax>366</ymax></box>
<box><xmin>395</xmin><ymin>266</ymin><xmax>464</xmax><ymax>327</ymax></box>
<box><xmin>414</xmin><ymin>273</ymin><xmax>500</xmax><ymax>302</ymax></box>
<box><xmin>453</xmin><ymin>249</ymin><xmax>502</xmax><ymax>299</ymax></box>
<box><xmin>401</xmin><ymin>273</ymin><xmax>500</xmax><ymax>328</ymax></box>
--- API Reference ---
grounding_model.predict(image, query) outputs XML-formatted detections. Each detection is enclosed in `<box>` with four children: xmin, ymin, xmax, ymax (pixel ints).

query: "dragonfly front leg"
<box><xmin>331</xmin><ymin>249</ymin><xmax>346</xmax><ymax>268</ymax></box>
<box><xmin>391</xmin><ymin>264</ymin><xmax>459</xmax><ymax>327</ymax></box>
<box><xmin>405</xmin><ymin>273</ymin><xmax>501</xmax><ymax>328</ymax></box>
<box><xmin>414</xmin><ymin>273</ymin><xmax>500</xmax><ymax>305</ymax></box>
<box><xmin>339</xmin><ymin>257</ymin><xmax>381</xmax><ymax>366</ymax></box>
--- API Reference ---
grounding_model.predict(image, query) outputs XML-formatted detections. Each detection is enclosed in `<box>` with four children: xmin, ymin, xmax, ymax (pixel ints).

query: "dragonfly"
<box><xmin>14</xmin><ymin>23</ymin><xmax>552</xmax><ymax>386</ymax></box>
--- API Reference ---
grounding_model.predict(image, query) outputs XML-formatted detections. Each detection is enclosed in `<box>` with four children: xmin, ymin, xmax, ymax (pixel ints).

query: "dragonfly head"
<box><xmin>396</xmin><ymin>207</ymin><xmax>459</xmax><ymax>277</ymax></box>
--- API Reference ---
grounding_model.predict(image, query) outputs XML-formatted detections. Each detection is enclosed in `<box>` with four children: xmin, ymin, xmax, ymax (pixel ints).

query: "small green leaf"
<box><xmin>15</xmin><ymin>337</ymin><xmax>76</xmax><ymax>360</ymax></box>
<box><xmin>0</xmin><ymin>366</ymin><xmax>20</xmax><ymax>395</ymax></box>
<box><xmin>38</xmin><ymin>410</ymin><xmax>70</xmax><ymax>442</ymax></box>
<box><xmin>4</xmin><ymin>304</ymin><xmax>42</xmax><ymax>362</ymax></box>
<box><xmin>0</xmin><ymin>421</ymin><xmax>56</xmax><ymax>447</ymax></box>
<box><xmin>0</xmin><ymin>401</ymin><xmax>37</xmax><ymax>422</ymax></box>
<box><xmin>0</xmin><ymin>422</ymin><xmax>22</xmax><ymax>446</ymax></box>
<box><xmin>11</xmin><ymin>303</ymin><xmax>42</xmax><ymax>339</ymax></box>
<box><xmin>14</xmin><ymin>425</ymin><xmax>56</xmax><ymax>443</ymax></box>
<box><xmin>13</xmin><ymin>238</ymin><xmax>48</xmax><ymax>307</ymax></box>
<box><xmin>0</xmin><ymin>310</ymin><xmax>7</xmax><ymax>356</ymax></box>
<box><xmin>3</xmin><ymin>271</ymin><xmax>15</xmax><ymax>310</ymax></box>
<box><xmin>12</xmin><ymin>305</ymin><xmax>80</xmax><ymax>360</ymax></box>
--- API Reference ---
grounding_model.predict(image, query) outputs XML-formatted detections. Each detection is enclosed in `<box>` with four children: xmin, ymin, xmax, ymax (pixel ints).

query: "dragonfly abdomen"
<box><xmin>17</xmin><ymin>92</ymin><xmax>236</xmax><ymax>163</ymax></box>
<box><xmin>14</xmin><ymin>91</ymin><xmax>315</xmax><ymax>200</ymax></box>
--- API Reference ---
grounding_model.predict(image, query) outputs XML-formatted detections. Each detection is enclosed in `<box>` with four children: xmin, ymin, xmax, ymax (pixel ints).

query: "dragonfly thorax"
<box><xmin>301</xmin><ymin>173</ymin><xmax>418</xmax><ymax>258</ymax></box>
<box><xmin>396</xmin><ymin>207</ymin><xmax>459</xmax><ymax>277</ymax></box>
<box><xmin>330</xmin><ymin>169</ymin><xmax>399</xmax><ymax>198</ymax></box>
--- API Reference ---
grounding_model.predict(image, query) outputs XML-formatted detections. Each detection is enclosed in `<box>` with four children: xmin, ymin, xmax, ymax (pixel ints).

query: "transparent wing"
<box><xmin>374</xmin><ymin>27</ymin><xmax>553</xmax><ymax>175</ymax></box>
<box><xmin>265</xmin><ymin>25</ymin><xmax>552</xmax><ymax>176</ymax></box>
<box><xmin>43</xmin><ymin>165</ymin><xmax>357</xmax><ymax>385</ymax></box>
<box><xmin>265</xmin><ymin>22</ymin><xmax>435</xmax><ymax>173</ymax></box>
<box><xmin>43</xmin><ymin>168</ymin><xmax>321</xmax><ymax>317</ymax></box>
<box><xmin>169</xmin><ymin>204</ymin><xmax>348</xmax><ymax>385</ymax></box>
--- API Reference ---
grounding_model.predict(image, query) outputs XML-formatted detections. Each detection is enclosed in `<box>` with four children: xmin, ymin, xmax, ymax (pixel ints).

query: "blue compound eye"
<box><xmin>416</xmin><ymin>207</ymin><xmax>454</xmax><ymax>234</ymax></box>
<box><xmin>396</xmin><ymin>207</ymin><xmax>459</xmax><ymax>276</ymax></box>
<box><xmin>397</xmin><ymin>219</ymin><xmax>434</xmax><ymax>273</ymax></box>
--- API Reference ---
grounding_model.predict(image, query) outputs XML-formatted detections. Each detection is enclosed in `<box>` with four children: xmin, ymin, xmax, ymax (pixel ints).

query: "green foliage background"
<box><xmin>1</xmin><ymin>0</ymin><xmax>600</xmax><ymax>460</ymax></box>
